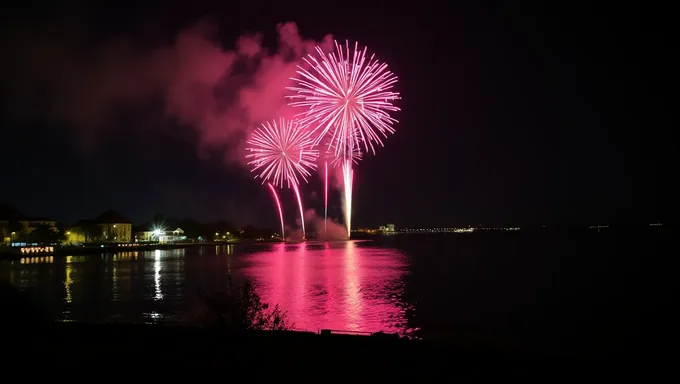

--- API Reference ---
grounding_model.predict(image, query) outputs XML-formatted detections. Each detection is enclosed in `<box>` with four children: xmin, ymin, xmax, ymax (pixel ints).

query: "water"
<box><xmin>0</xmin><ymin>231</ymin><xmax>660</xmax><ymax>356</ymax></box>
<box><xmin>1</xmin><ymin>240</ymin><xmax>414</xmax><ymax>334</ymax></box>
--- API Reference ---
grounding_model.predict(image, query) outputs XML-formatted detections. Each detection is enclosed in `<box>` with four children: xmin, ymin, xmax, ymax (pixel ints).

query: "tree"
<box><xmin>197</xmin><ymin>279</ymin><xmax>291</xmax><ymax>332</ymax></box>
<box><xmin>242</xmin><ymin>224</ymin><xmax>258</xmax><ymax>239</ymax></box>
<box><xmin>7</xmin><ymin>221</ymin><xmax>24</xmax><ymax>242</ymax></box>
<box><xmin>26</xmin><ymin>224</ymin><xmax>65</xmax><ymax>245</ymax></box>
<box><xmin>83</xmin><ymin>224</ymin><xmax>101</xmax><ymax>243</ymax></box>
<box><xmin>178</xmin><ymin>219</ymin><xmax>207</xmax><ymax>239</ymax></box>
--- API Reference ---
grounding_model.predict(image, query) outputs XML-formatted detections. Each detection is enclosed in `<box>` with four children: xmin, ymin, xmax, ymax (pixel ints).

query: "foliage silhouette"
<box><xmin>26</xmin><ymin>224</ymin><xmax>65</xmax><ymax>244</ymax></box>
<box><xmin>196</xmin><ymin>279</ymin><xmax>291</xmax><ymax>332</ymax></box>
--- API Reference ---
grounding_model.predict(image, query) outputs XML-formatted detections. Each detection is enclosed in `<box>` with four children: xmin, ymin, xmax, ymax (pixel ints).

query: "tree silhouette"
<box><xmin>197</xmin><ymin>279</ymin><xmax>291</xmax><ymax>331</ymax></box>
<box><xmin>83</xmin><ymin>224</ymin><xmax>101</xmax><ymax>242</ymax></box>
<box><xmin>7</xmin><ymin>221</ymin><xmax>24</xmax><ymax>241</ymax></box>
<box><xmin>26</xmin><ymin>224</ymin><xmax>65</xmax><ymax>245</ymax></box>
<box><xmin>178</xmin><ymin>219</ymin><xmax>206</xmax><ymax>239</ymax></box>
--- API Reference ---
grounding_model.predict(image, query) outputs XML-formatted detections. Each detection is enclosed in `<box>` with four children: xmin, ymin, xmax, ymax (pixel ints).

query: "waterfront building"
<box><xmin>1</xmin><ymin>204</ymin><xmax>57</xmax><ymax>245</ymax></box>
<box><xmin>94</xmin><ymin>210</ymin><xmax>132</xmax><ymax>243</ymax></box>
<box><xmin>136</xmin><ymin>228</ymin><xmax>186</xmax><ymax>243</ymax></box>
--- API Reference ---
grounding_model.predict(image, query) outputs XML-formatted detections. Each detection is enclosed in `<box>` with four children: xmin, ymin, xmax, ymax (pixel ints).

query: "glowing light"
<box><xmin>154</xmin><ymin>250</ymin><xmax>163</xmax><ymax>301</ymax></box>
<box><xmin>64</xmin><ymin>256</ymin><xmax>73</xmax><ymax>304</ymax></box>
<box><xmin>246</xmin><ymin>117</ymin><xmax>319</xmax><ymax>240</ymax></box>
<box><xmin>245</xmin><ymin>117</ymin><xmax>319</xmax><ymax>189</ymax></box>
<box><xmin>288</xmin><ymin>40</ymin><xmax>400</xmax><ymax>237</ymax></box>
<box><xmin>288</xmin><ymin>40</ymin><xmax>400</xmax><ymax>156</ymax></box>
<box><xmin>268</xmin><ymin>183</ymin><xmax>285</xmax><ymax>239</ymax></box>
<box><xmin>324</xmin><ymin>161</ymin><xmax>328</xmax><ymax>236</ymax></box>
<box><xmin>292</xmin><ymin>183</ymin><xmax>306</xmax><ymax>239</ymax></box>
<box><xmin>326</xmin><ymin>129</ymin><xmax>363</xmax><ymax>168</ymax></box>
<box><xmin>342</xmin><ymin>160</ymin><xmax>353</xmax><ymax>238</ymax></box>
<box><xmin>241</xmin><ymin>240</ymin><xmax>411</xmax><ymax>335</ymax></box>
<box><xmin>344</xmin><ymin>240</ymin><xmax>361</xmax><ymax>328</ymax></box>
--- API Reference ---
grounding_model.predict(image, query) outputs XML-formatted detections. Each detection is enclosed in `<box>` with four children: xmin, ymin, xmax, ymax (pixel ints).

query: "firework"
<box><xmin>288</xmin><ymin>40</ymin><xmax>400</xmax><ymax>237</ymax></box>
<box><xmin>326</xmin><ymin>134</ymin><xmax>363</xmax><ymax>168</ymax></box>
<box><xmin>246</xmin><ymin>117</ymin><xmax>319</xmax><ymax>239</ymax></box>
<box><xmin>246</xmin><ymin>117</ymin><xmax>319</xmax><ymax>189</ymax></box>
<box><xmin>287</xmin><ymin>40</ymin><xmax>400</xmax><ymax>157</ymax></box>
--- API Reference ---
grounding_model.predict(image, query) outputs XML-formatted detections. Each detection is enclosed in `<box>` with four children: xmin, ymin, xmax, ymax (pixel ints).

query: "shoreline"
<box><xmin>0</xmin><ymin>240</ymin><xmax>282</xmax><ymax>260</ymax></box>
<box><xmin>0</xmin><ymin>237</ymin><xmax>376</xmax><ymax>260</ymax></box>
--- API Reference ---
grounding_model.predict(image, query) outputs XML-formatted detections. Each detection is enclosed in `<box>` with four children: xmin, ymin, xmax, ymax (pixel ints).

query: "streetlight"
<box><xmin>10</xmin><ymin>231</ymin><xmax>16</xmax><ymax>245</ymax></box>
<box><xmin>153</xmin><ymin>228</ymin><xmax>162</xmax><ymax>243</ymax></box>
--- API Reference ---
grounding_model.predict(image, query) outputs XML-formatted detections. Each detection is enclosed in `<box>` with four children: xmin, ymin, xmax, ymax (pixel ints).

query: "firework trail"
<box><xmin>324</xmin><ymin>161</ymin><xmax>328</xmax><ymax>236</ymax></box>
<box><xmin>288</xmin><ymin>40</ymin><xmax>400</xmax><ymax>237</ymax></box>
<box><xmin>267</xmin><ymin>183</ymin><xmax>285</xmax><ymax>239</ymax></box>
<box><xmin>292</xmin><ymin>183</ymin><xmax>306</xmax><ymax>238</ymax></box>
<box><xmin>246</xmin><ymin>117</ymin><xmax>319</xmax><ymax>239</ymax></box>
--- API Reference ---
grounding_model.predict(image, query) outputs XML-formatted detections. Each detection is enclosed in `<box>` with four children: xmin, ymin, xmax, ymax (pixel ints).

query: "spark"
<box><xmin>268</xmin><ymin>183</ymin><xmax>285</xmax><ymax>240</ymax></box>
<box><xmin>326</xmin><ymin>134</ymin><xmax>363</xmax><ymax>168</ymax></box>
<box><xmin>245</xmin><ymin>117</ymin><xmax>319</xmax><ymax>189</ymax></box>
<box><xmin>287</xmin><ymin>40</ymin><xmax>400</xmax><ymax>237</ymax></box>
<box><xmin>288</xmin><ymin>40</ymin><xmax>400</xmax><ymax>158</ymax></box>
<box><xmin>342</xmin><ymin>159</ymin><xmax>353</xmax><ymax>239</ymax></box>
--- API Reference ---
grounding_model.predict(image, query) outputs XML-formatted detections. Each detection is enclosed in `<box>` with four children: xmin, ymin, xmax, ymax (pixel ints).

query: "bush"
<box><xmin>197</xmin><ymin>279</ymin><xmax>291</xmax><ymax>331</ymax></box>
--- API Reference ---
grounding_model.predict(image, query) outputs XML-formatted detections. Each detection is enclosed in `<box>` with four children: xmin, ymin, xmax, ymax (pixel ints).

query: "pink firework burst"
<box><xmin>245</xmin><ymin>117</ymin><xmax>319</xmax><ymax>189</ymax></box>
<box><xmin>287</xmin><ymin>40</ymin><xmax>400</xmax><ymax>159</ymax></box>
<box><xmin>325</xmin><ymin>128</ymin><xmax>363</xmax><ymax>168</ymax></box>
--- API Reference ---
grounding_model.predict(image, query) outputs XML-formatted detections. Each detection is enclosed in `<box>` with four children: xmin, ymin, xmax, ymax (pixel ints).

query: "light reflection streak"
<box><xmin>293</xmin><ymin>242</ymin><xmax>307</xmax><ymax>320</ymax></box>
<box><xmin>154</xmin><ymin>249</ymin><xmax>163</xmax><ymax>300</ymax></box>
<box><xmin>323</xmin><ymin>241</ymin><xmax>334</xmax><ymax>323</ymax></box>
<box><xmin>19</xmin><ymin>256</ymin><xmax>54</xmax><ymax>264</ymax></box>
<box><xmin>226</xmin><ymin>245</ymin><xmax>233</xmax><ymax>279</ymax></box>
<box><xmin>344</xmin><ymin>240</ymin><xmax>362</xmax><ymax>329</ymax></box>
<box><xmin>243</xmin><ymin>240</ymin><xmax>409</xmax><ymax>335</ymax></box>
<box><xmin>64</xmin><ymin>256</ymin><xmax>73</xmax><ymax>303</ymax></box>
<box><xmin>112</xmin><ymin>256</ymin><xmax>118</xmax><ymax>300</ymax></box>
<box><xmin>270</xmin><ymin>243</ymin><xmax>286</xmax><ymax>318</ymax></box>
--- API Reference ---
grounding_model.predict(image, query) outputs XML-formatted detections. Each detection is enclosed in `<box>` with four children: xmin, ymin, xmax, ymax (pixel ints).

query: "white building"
<box><xmin>136</xmin><ymin>228</ymin><xmax>186</xmax><ymax>243</ymax></box>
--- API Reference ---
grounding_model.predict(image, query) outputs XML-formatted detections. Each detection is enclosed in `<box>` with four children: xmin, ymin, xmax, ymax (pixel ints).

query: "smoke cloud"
<box><xmin>281</xmin><ymin>209</ymin><xmax>347</xmax><ymax>241</ymax></box>
<box><xmin>3</xmin><ymin>19</ymin><xmax>333</xmax><ymax>163</ymax></box>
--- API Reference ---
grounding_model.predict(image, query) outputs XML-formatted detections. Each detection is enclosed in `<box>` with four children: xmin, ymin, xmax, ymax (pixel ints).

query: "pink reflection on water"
<box><xmin>242</xmin><ymin>240</ymin><xmax>411</xmax><ymax>335</ymax></box>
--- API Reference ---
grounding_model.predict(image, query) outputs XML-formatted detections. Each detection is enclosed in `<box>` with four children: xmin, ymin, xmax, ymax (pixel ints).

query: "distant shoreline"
<box><xmin>1</xmin><ymin>225</ymin><xmax>670</xmax><ymax>260</ymax></box>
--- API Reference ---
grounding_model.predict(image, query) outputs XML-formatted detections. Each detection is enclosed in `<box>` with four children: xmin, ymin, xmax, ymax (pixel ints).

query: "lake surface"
<box><xmin>1</xmin><ymin>230</ymin><xmax>662</xmax><ymax>356</ymax></box>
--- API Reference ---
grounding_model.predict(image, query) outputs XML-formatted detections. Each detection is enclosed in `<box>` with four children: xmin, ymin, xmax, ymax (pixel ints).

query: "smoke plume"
<box><xmin>279</xmin><ymin>209</ymin><xmax>347</xmax><ymax>241</ymax></box>
<box><xmin>309</xmin><ymin>209</ymin><xmax>348</xmax><ymax>241</ymax></box>
<box><xmin>3</xmin><ymin>19</ymin><xmax>333</xmax><ymax>162</ymax></box>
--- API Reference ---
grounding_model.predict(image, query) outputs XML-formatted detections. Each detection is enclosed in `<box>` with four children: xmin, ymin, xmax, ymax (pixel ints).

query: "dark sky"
<box><xmin>0</xmin><ymin>1</ymin><xmax>664</xmax><ymax>228</ymax></box>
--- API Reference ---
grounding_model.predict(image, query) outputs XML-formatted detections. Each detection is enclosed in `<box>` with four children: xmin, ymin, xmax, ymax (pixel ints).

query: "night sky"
<box><xmin>0</xmin><ymin>1</ymin><xmax>664</xmax><ymax>228</ymax></box>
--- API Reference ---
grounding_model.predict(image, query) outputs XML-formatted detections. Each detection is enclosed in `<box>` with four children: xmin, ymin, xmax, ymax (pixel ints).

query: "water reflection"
<box><xmin>19</xmin><ymin>256</ymin><xmax>54</xmax><ymax>264</ymax></box>
<box><xmin>242</xmin><ymin>240</ymin><xmax>412</xmax><ymax>335</ymax></box>
<box><xmin>345</xmin><ymin>240</ymin><xmax>361</xmax><ymax>328</ymax></box>
<box><xmin>64</xmin><ymin>256</ymin><xmax>73</xmax><ymax>303</ymax></box>
<box><xmin>0</xmin><ymin>242</ymin><xmax>414</xmax><ymax>335</ymax></box>
<box><xmin>154</xmin><ymin>249</ymin><xmax>163</xmax><ymax>301</ymax></box>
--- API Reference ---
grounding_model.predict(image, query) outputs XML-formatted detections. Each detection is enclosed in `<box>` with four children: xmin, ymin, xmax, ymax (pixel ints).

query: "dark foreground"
<box><xmin>1</xmin><ymin>282</ymin><xmax>612</xmax><ymax>379</ymax></box>
<box><xmin>10</xmin><ymin>321</ymin><xmax>623</xmax><ymax>379</ymax></box>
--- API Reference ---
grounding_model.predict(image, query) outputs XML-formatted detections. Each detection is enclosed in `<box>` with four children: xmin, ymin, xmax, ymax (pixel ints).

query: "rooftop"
<box><xmin>94</xmin><ymin>210</ymin><xmax>132</xmax><ymax>224</ymax></box>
